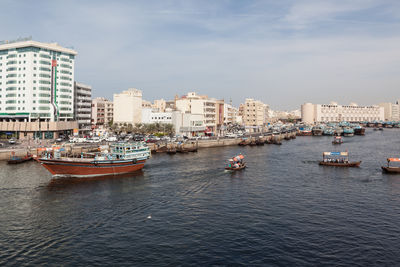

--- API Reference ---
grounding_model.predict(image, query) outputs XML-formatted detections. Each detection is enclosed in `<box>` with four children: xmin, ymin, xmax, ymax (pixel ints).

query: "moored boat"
<box><xmin>353</xmin><ymin>125</ymin><xmax>365</xmax><ymax>135</ymax></box>
<box><xmin>7</xmin><ymin>152</ymin><xmax>33</xmax><ymax>164</ymax></box>
<box><xmin>37</xmin><ymin>142</ymin><xmax>151</xmax><ymax>177</ymax></box>
<box><xmin>343</xmin><ymin>127</ymin><xmax>354</xmax><ymax>137</ymax></box>
<box><xmin>381</xmin><ymin>158</ymin><xmax>400</xmax><ymax>173</ymax></box>
<box><xmin>312</xmin><ymin>125</ymin><xmax>324</xmax><ymax>136</ymax></box>
<box><xmin>319</xmin><ymin>152</ymin><xmax>361</xmax><ymax>167</ymax></box>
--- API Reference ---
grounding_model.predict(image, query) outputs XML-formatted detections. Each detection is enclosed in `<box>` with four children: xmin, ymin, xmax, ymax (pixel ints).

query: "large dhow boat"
<box><xmin>37</xmin><ymin>142</ymin><xmax>151</xmax><ymax>177</ymax></box>
<box><xmin>381</xmin><ymin>158</ymin><xmax>400</xmax><ymax>174</ymax></box>
<box><xmin>319</xmin><ymin>151</ymin><xmax>361</xmax><ymax>167</ymax></box>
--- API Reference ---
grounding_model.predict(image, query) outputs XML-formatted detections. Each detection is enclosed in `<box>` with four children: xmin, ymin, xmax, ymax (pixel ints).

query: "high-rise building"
<box><xmin>0</xmin><ymin>39</ymin><xmax>76</xmax><ymax>122</ymax></box>
<box><xmin>0</xmin><ymin>39</ymin><xmax>78</xmax><ymax>139</ymax></box>
<box><xmin>301</xmin><ymin>102</ymin><xmax>384</xmax><ymax>124</ymax></box>
<box><xmin>91</xmin><ymin>97</ymin><xmax>113</xmax><ymax>127</ymax></box>
<box><xmin>113</xmin><ymin>88</ymin><xmax>142</xmax><ymax>125</ymax></box>
<box><xmin>74</xmin><ymin>82</ymin><xmax>91</xmax><ymax>135</ymax></box>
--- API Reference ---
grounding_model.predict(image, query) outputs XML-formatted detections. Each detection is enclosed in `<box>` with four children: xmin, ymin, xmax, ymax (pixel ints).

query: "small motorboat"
<box><xmin>319</xmin><ymin>151</ymin><xmax>361</xmax><ymax>167</ymax></box>
<box><xmin>382</xmin><ymin>158</ymin><xmax>400</xmax><ymax>173</ymax></box>
<box><xmin>7</xmin><ymin>152</ymin><xmax>33</xmax><ymax>164</ymax></box>
<box><xmin>332</xmin><ymin>136</ymin><xmax>343</xmax><ymax>144</ymax></box>
<box><xmin>225</xmin><ymin>154</ymin><xmax>246</xmax><ymax>171</ymax></box>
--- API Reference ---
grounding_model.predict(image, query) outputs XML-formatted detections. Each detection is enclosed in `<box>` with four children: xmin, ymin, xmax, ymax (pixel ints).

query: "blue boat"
<box><xmin>343</xmin><ymin>126</ymin><xmax>354</xmax><ymax>137</ymax></box>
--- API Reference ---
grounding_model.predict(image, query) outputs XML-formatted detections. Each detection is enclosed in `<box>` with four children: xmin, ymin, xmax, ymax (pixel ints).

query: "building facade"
<box><xmin>74</xmin><ymin>82</ymin><xmax>91</xmax><ymax>135</ymax></box>
<box><xmin>378</xmin><ymin>100</ymin><xmax>400</xmax><ymax>121</ymax></box>
<box><xmin>301</xmin><ymin>102</ymin><xmax>385</xmax><ymax>124</ymax></box>
<box><xmin>239</xmin><ymin>98</ymin><xmax>269</xmax><ymax>129</ymax></box>
<box><xmin>141</xmin><ymin>108</ymin><xmax>172</xmax><ymax>124</ymax></box>
<box><xmin>175</xmin><ymin>92</ymin><xmax>223</xmax><ymax>135</ymax></box>
<box><xmin>113</xmin><ymin>88</ymin><xmax>142</xmax><ymax>125</ymax></box>
<box><xmin>91</xmin><ymin>97</ymin><xmax>113</xmax><ymax>127</ymax></box>
<box><xmin>0</xmin><ymin>39</ymin><xmax>77</xmax><ymax>139</ymax></box>
<box><xmin>0</xmin><ymin>39</ymin><xmax>76</xmax><ymax>122</ymax></box>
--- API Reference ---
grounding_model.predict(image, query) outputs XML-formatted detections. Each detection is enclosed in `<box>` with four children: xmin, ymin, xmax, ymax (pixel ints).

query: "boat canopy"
<box><xmin>387</xmin><ymin>158</ymin><xmax>400</xmax><ymax>162</ymax></box>
<box><xmin>323</xmin><ymin>152</ymin><xmax>348</xmax><ymax>156</ymax></box>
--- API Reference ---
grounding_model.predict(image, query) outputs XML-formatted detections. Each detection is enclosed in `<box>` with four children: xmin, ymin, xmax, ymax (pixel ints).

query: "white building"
<box><xmin>74</xmin><ymin>82</ymin><xmax>91</xmax><ymax>135</ymax></box>
<box><xmin>0</xmin><ymin>39</ymin><xmax>76</xmax><ymax>122</ymax></box>
<box><xmin>171</xmin><ymin>112</ymin><xmax>205</xmax><ymax>137</ymax></box>
<box><xmin>301</xmin><ymin>102</ymin><xmax>384</xmax><ymax>124</ymax></box>
<box><xmin>141</xmin><ymin>108</ymin><xmax>172</xmax><ymax>124</ymax></box>
<box><xmin>113</xmin><ymin>88</ymin><xmax>142</xmax><ymax>125</ymax></box>
<box><xmin>0</xmin><ymin>38</ymin><xmax>78</xmax><ymax>139</ymax></box>
<box><xmin>175</xmin><ymin>92</ymin><xmax>224</xmax><ymax>135</ymax></box>
<box><xmin>378</xmin><ymin>100</ymin><xmax>400</xmax><ymax>121</ymax></box>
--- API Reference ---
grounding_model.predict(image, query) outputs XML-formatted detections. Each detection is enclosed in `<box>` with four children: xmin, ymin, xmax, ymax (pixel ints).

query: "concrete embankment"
<box><xmin>0</xmin><ymin>131</ymin><xmax>297</xmax><ymax>160</ymax></box>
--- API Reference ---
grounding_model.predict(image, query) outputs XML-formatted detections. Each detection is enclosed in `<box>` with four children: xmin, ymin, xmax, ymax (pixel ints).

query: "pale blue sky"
<box><xmin>1</xmin><ymin>0</ymin><xmax>400</xmax><ymax>109</ymax></box>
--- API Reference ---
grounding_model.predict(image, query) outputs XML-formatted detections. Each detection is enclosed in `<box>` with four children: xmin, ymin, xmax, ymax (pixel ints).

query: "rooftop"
<box><xmin>0</xmin><ymin>40</ymin><xmax>77</xmax><ymax>55</ymax></box>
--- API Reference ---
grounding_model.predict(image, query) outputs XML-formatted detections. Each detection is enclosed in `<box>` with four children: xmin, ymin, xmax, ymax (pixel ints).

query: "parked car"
<box><xmin>106</xmin><ymin>136</ymin><xmax>117</xmax><ymax>142</ymax></box>
<box><xmin>8</xmin><ymin>138</ymin><xmax>16</xmax><ymax>144</ymax></box>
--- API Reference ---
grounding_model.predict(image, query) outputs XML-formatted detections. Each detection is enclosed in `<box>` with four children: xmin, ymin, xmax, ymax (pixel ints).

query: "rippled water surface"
<box><xmin>1</xmin><ymin>129</ymin><xmax>400</xmax><ymax>266</ymax></box>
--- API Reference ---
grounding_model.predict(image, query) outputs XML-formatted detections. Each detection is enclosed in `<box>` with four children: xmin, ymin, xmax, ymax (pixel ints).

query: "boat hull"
<box><xmin>7</xmin><ymin>157</ymin><xmax>33</xmax><ymax>164</ymax></box>
<box><xmin>381</xmin><ymin>167</ymin><xmax>400</xmax><ymax>173</ymax></box>
<box><xmin>319</xmin><ymin>161</ymin><xmax>361</xmax><ymax>167</ymax></box>
<box><xmin>225</xmin><ymin>165</ymin><xmax>246</xmax><ymax>171</ymax></box>
<box><xmin>38</xmin><ymin>158</ymin><xmax>146</xmax><ymax>177</ymax></box>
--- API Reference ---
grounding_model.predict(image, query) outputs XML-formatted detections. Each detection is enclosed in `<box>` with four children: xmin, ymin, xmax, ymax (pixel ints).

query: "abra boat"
<box><xmin>37</xmin><ymin>142</ymin><xmax>151</xmax><ymax>177</ymax></box>
<box><xmin>7</xmin><ymin>152</ymin><xmax>33</xmax><ymax>164</ymax></box>
<box><xmin>381</xmin><ymin>158</ymin><xmax>400</xmax><ymax>173</ymax></box>
<box><xmin>225</xmin><ymin>154</ymin><xmax>246</xmax><ymax>171</ymax></box>
<box><xmin>319</xmin><ymin>152</ymin><xmax>361</xmax><ymax>167</ymax></box>
<box><xmin>332</xmin><ymin>136</ymin><xmax>343</xmax><ymax>144</ymax></box>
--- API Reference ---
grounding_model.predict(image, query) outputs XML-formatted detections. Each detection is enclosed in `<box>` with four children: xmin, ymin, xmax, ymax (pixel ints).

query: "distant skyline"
<box><xmin>1</xmin><ymin>0</ymin><xmax>400</xmax><ymax>109</ymax></box>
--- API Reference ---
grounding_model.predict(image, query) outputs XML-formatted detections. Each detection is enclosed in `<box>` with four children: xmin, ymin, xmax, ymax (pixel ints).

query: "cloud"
<box><xmin>1</xmin><ymin>0</ymin><xmax>400</xmax><ymax>109</ymax></box>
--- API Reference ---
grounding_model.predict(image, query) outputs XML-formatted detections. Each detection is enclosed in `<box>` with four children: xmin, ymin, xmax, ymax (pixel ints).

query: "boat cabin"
<box><xmin>322</xmin><ymin>152</ymin><xmax>349</xmax><ymax>163</ymax></box>
<box><xmin>110</xmin><ymin>142</ymin><xmax>150</xmax><ymax>160</ymax></box>
<box><xmin>386</xmin><ymin>158</ymin><xmax>400</xmax><ymax>167</ymax></box>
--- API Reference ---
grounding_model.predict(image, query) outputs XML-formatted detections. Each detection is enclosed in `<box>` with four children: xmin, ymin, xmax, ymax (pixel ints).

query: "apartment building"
<box><xmin>301</xmin><ymin>102</ymin><xmax>384</xmax><ymax>124</ymax></box>
<box><xmin>113</xmin><ymin>88</ymin><xmax>142</xmax><ymax>125</ymax></box>
<box><xmin>378</xmin><ymin>100</ymin><xmax>400</xmax><ymax>121</ymax></box>
<box><xmin>239</xmin><ymin>98</ymin><xmax>269</xmax><ymax>128</ymax></box>
<box><xmin>175</xmin><ymin>92</ymin><xmax>223</xmax><ymax>135</ymax></box>
<box><xmin>91</xmin><ymin>97</ymin><xmax>113</xmax><ymax>127</ymax></box>
<box><xmin>74</xmin><ymin>82</ymin><xmax>91</xmax><ymax>135</ymax></box>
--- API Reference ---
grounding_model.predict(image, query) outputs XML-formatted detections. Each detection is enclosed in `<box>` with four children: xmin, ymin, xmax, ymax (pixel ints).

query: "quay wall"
<box><xmin>0</xmin><ymin>132</ymin><xmax>296</xmax><ymax>161</ymax></box>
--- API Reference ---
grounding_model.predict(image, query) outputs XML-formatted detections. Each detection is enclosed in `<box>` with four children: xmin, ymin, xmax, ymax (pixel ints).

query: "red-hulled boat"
<box><xmin>37</xmin><ymin>142</ymin><xmax>151</xmax><ymax>178</ymax></box>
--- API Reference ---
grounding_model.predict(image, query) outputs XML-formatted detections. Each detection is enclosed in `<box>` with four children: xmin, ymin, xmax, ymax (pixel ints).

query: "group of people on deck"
<box><xmin>323</xmin><ymin>158</ymin><xmax>349</xmax><ymax>163</ymax></box>
<box><xmin>228</xmin><ymin>154</ymin><xmax>245</xmax><ymax>168</ymax></box>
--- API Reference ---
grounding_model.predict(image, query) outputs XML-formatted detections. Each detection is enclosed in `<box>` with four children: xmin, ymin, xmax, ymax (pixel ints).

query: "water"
<box><xmin>1</xmin><ymin>129</ymin><xmax>400</xmax><ymax>266</ymax></box>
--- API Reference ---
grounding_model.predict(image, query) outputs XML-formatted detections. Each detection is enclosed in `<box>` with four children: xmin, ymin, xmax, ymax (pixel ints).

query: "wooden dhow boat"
<box><xmin>37</xmin><ymin>142</ymin><xmax>151</xmax><ymax>177</ymax></box>
<box><xmin>381</xmin><ymin>158</ymin><xmax>400</xmax><ymax>173</ymax></box>
<box><xmin>319</xmin><ymin>152</ymin><xmax>361</xmax><ymax>167</ymax></box>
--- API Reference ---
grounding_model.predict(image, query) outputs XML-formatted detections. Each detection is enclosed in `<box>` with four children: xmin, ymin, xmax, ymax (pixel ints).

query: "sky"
<box><xmin>1</xmin><ymin>0</ymin><xmax>400</xmax><ymax>110</ymax></box>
